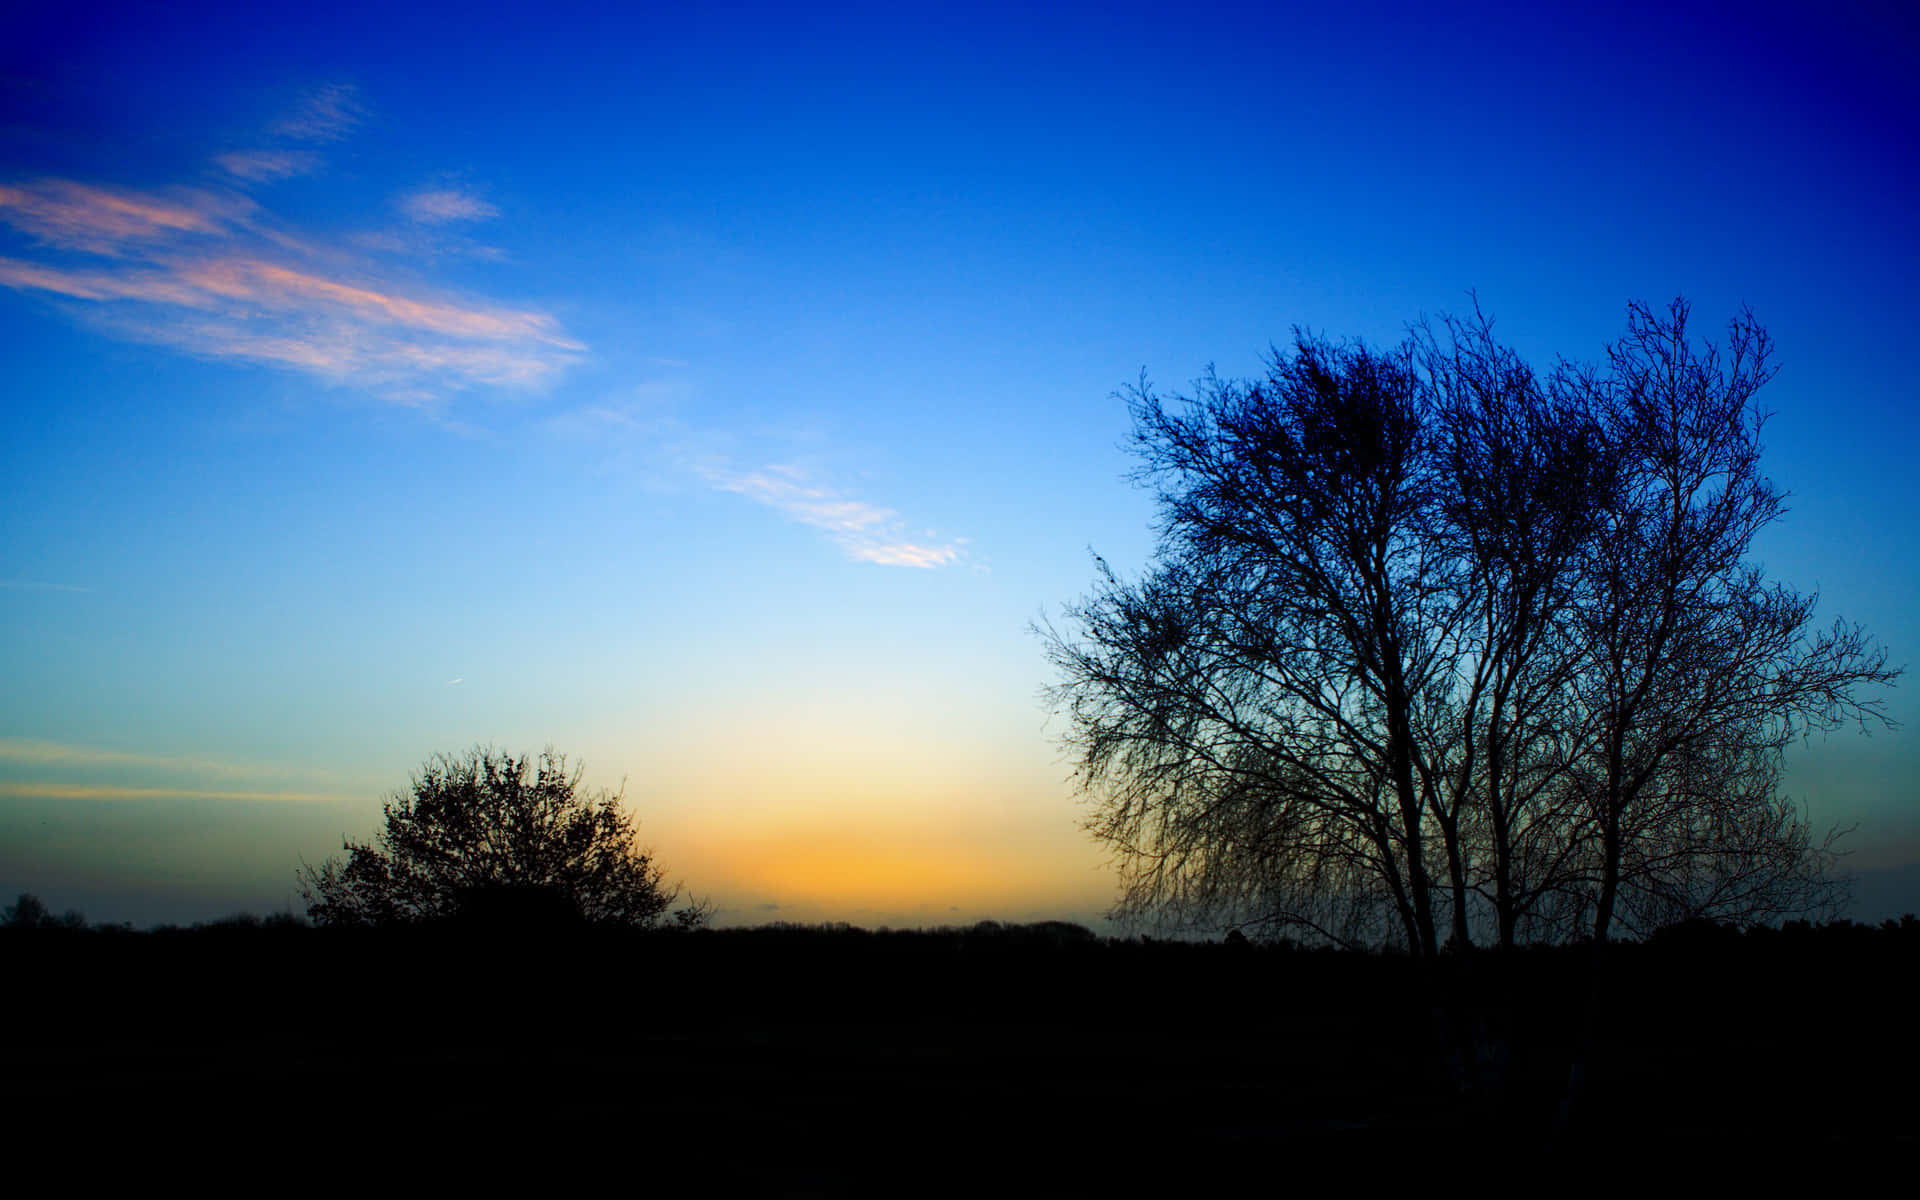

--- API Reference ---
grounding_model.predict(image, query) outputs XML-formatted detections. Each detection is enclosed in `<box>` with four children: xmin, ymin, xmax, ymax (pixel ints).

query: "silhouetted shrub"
<box><xmin>297</xmin><ymin>746</ymin><xmax>708</xmax><ymax>929</ymax></box>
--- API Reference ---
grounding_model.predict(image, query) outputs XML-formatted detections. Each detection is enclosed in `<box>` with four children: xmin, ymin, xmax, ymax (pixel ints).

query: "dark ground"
<box><xmin>7</xmin><ymin>919</ymin><xmax>1915</xmax><ymax>1189</ymax></box>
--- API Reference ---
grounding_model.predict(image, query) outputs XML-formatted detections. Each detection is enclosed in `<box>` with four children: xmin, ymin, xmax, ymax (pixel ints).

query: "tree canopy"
<box><xmin>3</xmin><ymin>893</ymin><xmax>87</xmax><ymax>930</ymax></box>
<box><xmin>298</xmin><ymin>747</ymin><xmax>706</xmax><ymax>929</ymax></box>
<box><xmin>1044</xmin><ymin>299</ymin><xmax>1898</xmax><ymax>954</ymax></box>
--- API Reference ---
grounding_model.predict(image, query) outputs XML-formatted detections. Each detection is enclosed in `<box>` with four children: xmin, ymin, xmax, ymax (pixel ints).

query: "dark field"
<box><xmin>9</xmin><ymin>919</ymin><xmax>1915</xmax><ymax>1187</ymax></box>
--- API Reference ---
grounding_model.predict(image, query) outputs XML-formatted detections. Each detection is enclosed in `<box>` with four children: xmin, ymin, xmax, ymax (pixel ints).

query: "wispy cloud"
<box><xmin>547</xmin><ymin>380</ymin><xmax>973</xmax><ymax>569</ymax></box>
<box><xmin>185</xmin><ymin>257</ymin><xmax>573</xmax><ymax>343</ymax></box>
<box><xmin>0</xmin><ymin>738</ymin><xmax>338</xmax><ymax>782</ymax></box>
<box><xmin>401</xmin><ymin>188</ymin><xmax>499</xmax><ymax>225</ymax></box>
<box><xmin>850</xmin><ymin>540</ymin><xmax>968</xmax><ymax>569</ymax></box>
<box><xmin>214</xmin><ymin>150</ymin><xmax>322</xmax><ymax>183</ymax></box>
<box><xmin>273</xmin><ymin>83</ymin><xmax>363</xmax><ymax>142</ymax></box>
<box><xmin>0</xmin><ymin>179</ymin><xmax>251</xmax><ymax>255</ymax></box>
<box><xmin>0</xmin><ymin>109</ymin><xmax>583</xmax><ymax>398</ymax></box>
<box><xmin>0</xmin><ymin>738</ymin><xmax>369</xmax><ymax>805</ymax></box>
<box><xmin>705</xmin><ymin>463</ymin><xmax>965</xmax><ymax>569</ymax></box>
<box><xmin>0</xmin><ymin>251</ymin><xmax>575</xmax><ymax>346</ymax></box>
<box><xmin>714</xmin><ymin>464</ymin><xmax>898</xmax><ymax>536</ymax></box>
<box><xmin>0</xmin><ymin>781</ymin><xmax>350</xmax><ymax>804</ymax></box>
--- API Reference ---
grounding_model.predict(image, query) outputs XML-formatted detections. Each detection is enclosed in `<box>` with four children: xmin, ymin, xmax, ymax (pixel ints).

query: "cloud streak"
<box><xmin>0</xmin><ymin>737</ymin><xmax>369</xmax><ymax>806</ymax></box>
<box><xmin>214</xmin><ymin>150</ymin><xmax>322</xmax><ymax>183</ymax></box>
<box><xmin>0</xmin><ymin>738</ymin><xmax>342</xmax><ymax>782</ymax></box>
<box><xmin>402</xmin><ymin>188</ymin><xmax>499</xmax><ymax>225</ymax></box>
<box><xmin>273</xmin><ymin>83</ymin><xmax>364</xmax><ymax>142</ymax></box>
<box><xmin>705</xmin><ymin>463</ymin><xmax>965</xmax><ymax>568</ymax></box>
<box><xmin>0</xmin><ymin>179</ymin><xmax>250</xmax><ymax>255</ymax></box>
<box><xmin>0</xmin><ymin>156</ymin><xmax>581</xmax><ymax>396</ymax></box>
<box><xmin>549</xmin><ymin>387</ymin><xmax>972</xmax><ymax>569</ymax></box>
<box><xmin>0</xmin><ymin>781</ymin><xmax>351</xmax><ymax>804</ymax></box>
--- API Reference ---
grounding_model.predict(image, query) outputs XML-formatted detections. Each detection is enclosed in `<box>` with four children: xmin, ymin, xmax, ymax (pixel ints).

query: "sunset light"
<box><xmin>3</xmin><ymin>1</ymin><xmax>1914</xmax><ymax>933</ymax></box>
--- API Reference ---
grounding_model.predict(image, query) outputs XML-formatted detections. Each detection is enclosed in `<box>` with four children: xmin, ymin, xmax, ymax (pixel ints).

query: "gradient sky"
<box><xmin>3</xmin><ymin>0</ymin><xmax>1915</xmax><ymax>928</ymax></box>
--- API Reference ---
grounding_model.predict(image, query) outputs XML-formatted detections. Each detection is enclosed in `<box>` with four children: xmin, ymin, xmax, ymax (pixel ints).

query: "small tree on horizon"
<box><xmin>4</xmin><ymin>893</ymin><xmax>88</xmax><ymax>930</ymax></box>
<box><xmin>297</xmin><ymin>746</ymin><xmax>709</xmax><ymax>929</ymax></box>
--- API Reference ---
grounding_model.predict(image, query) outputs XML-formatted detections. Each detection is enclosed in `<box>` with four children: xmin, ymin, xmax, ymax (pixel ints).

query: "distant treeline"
<box><xmin>6</xmin><ymin>890</ymin><xmax>1918</xmax><ymax>947</ymax></box>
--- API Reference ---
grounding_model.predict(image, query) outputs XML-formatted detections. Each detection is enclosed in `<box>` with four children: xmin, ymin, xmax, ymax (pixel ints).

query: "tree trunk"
<box><xmin>1440</xmin><ymin>809</ymin><xmax>1472</xmax><ymax>950</ymax></box>
<box><xmin>1390</xmin><ymin>725</ymin><xmax>1439</xmax><ymax>957</ymax></box>
<box><xmin>1593</xmin><ymin>811</ymin><xmax>1621</xmax><ymax>946</ymax></box>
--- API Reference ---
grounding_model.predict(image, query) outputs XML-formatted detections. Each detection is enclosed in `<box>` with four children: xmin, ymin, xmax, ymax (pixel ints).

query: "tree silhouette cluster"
<box><xmin>298</xmin><ymin>746</ymin><xmax>707</xmax><ymax>929</ymax></box>
<box><xmin>3</xmin><ymin>893</ymin><xmax>87</xmax><ymax>930</ymax></box>
<box><xmin>1044</xmin><ymin>299</ymin><xmax>1899</xmax><ymax>954</ymax></box>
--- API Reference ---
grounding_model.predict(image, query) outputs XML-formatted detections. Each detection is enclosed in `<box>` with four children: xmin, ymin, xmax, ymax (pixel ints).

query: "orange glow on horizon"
<box><xmin>673</xmin><ymin>821</ymin><xmax>1112</xmax><ymax>921</ymax></box>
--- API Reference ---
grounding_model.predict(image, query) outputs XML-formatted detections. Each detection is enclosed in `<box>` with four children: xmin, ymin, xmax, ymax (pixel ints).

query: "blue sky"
<box><xmin>3</xmin><ymin>0</ymin><xmax>1915</xmax><ymax>927</ymax></box>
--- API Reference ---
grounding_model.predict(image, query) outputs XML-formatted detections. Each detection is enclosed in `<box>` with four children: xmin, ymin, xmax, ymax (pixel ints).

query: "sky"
<box><xmin>3</xmin><ymin>0</ymin><xmax>1916</xmax><ymax>929</ymax></box>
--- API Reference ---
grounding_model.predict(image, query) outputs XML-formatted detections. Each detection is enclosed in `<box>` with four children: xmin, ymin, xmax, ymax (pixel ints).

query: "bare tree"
<box><xmin>1045</xmin><ymin>334</ymin><xmax>1464</xmax><ymax>956</ymax></box>
<box><xmin>1045</xmin><ymin>299</ymin><xmax>1897</xmax><ymax>952</ymax></box>
<box><xmin>1415</xmin><ymin>303</ymin><xmax>1616</xmax><ymax>949</ymax></box>
<box><xmin>1562</xmin><ymin>300</ymin><xmax>1894</xmax><ymax>943</ymax></box>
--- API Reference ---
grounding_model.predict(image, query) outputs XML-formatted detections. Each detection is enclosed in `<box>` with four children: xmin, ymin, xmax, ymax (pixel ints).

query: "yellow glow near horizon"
<box><xmin>730</xmin><ymin>835</ymin><xmax>1005</xmax><ymax>906</ymax></box>
<box><xmin>579</xmin><ymin>699</ymin><xmax>1114</xmax><ymax>922</ymax></box>
<box><xmin>663</xmin><ymin>809</ymin><xmax>1113</xmax><ymax>923</ymax></box>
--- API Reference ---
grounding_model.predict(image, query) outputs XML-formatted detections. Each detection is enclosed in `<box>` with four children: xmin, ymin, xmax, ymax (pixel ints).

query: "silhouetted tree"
<box><xmin>5</xmin><ymin>892</ymin><xmax>50</xmax><ymax>927</ymax></box>
<box><xmin>1416</xmin><ymin>305</ymin><xmax>1616</xmax><ymax>949</ymax></box>
<box><xmin>3</xmin><ymin>892</ymin><xmax>86</xmax><ymax>929</ymax></box>
<box><xmin>4</xmin><ymin>890</ymin><xmax>47</xmax><ymax>925</ymax></box>
<box><xmin>1044</xmin><ymin>299</ymin><xmax>1898</xmax><ymax>953</ymax></box>
<box><xmin>1045</xmin><ymin>333</ymin><xmax>1459</xmax><ymax>953</ymax></box>
<box><xmin>1558</xmin><ymin>300</ymin><xmax>1893</xmax><ymax>943</ymax></box>
<box><xmin>297</xmin><ymin>747</ymin><xmax>709</xmax><ymax>929</ymax></box>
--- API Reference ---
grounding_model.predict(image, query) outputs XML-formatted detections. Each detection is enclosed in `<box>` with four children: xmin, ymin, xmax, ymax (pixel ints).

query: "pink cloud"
<box><xmin>1</xmin><ymin>84</ymin><xmax>591</xmax><ymax>399</ymax></box>
<box><xmin>214</xmin><ymin>150</ymin><xmax>322</xmax><ymax>183</ymax></box>
<box><xmin>0</xmin><ymin>83</ymin><xmax>580</xmax><ymax>399</ymax></box>
<box><xmin>0</xmin><ymin>176</ymin><xmax>581</xmax><ymax>394</ymax></box>
<box><xmin>170</xmin><ymin>257</ymin><xmax>581</xmax><ymax>347</ymax></box>
<box><xmin>84</xmin><ymin>308</ymin><xmax>574</xmax><ymax>390</ymax></box>
<box><xmin>0</xmin><ymin>256</ymin><xmax>214</xmax><ymax>307</ymax></box>
<box><xmin>0</xmin><ymin>180</ymin><xmax>249</xmax><ymax>255</ymax></box>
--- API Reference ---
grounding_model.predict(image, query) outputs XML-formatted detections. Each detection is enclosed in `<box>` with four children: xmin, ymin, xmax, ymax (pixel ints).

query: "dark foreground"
<box><xmin>8</xmin><ymin>918</ymin><xmax>1915</xmax><ymax>1187</ymax></box>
